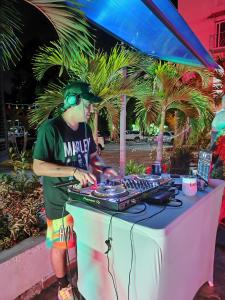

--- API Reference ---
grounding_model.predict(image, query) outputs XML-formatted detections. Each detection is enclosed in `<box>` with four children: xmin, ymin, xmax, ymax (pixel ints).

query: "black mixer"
<box><xmin>67</xmin><ymin>174</ymin><xmax>171</xmax><ymax>211</ymax></box>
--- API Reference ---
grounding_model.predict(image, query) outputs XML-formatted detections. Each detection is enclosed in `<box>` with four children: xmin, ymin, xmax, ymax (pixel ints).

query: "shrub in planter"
<box><xmin>125</xmin><ymin>160</ymin><xmax>146</xmax><ymax>175</ymax></box>
<box><xmin>0</xmin><ymin>153</ymin><xmax>45</xmax><ymax>251</ymax></box>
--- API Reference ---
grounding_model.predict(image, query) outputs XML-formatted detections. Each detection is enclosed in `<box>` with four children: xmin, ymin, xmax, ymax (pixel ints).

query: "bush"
<box><xmin>125</xmin><ymin>160</ymin><xmax>146</xmax><ymax>175</ymax></box>
<box><xmin>0</xmin><ymin>151</ymin><xmax>45</xmax><ymax>251</ymax></box>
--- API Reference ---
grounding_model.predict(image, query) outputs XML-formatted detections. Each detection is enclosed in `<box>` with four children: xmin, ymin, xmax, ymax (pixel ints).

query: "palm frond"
<box><xmin>28</xmin><ymin>82</ymin><xmax>65</xmax><ymax>127</ymax></box>
<box><xmin>0</xmin><ymin>0</ymin><xmax>23</xmax><ymax>70</ymax></box>
<box><xmin>24</xmin><ymin>0</ymin><xmax>93</xmax><ymax>66</ymax></box>
<box><xmin>32</xmin><ymin>41</ymin><xmax>64</xmax><ymax>80</ymax></box>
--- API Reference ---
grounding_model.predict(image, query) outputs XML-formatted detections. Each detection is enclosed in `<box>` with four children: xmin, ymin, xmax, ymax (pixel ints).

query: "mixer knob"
<box><xmin>140</xmin><ymin>180</ymin><xmax>146</xmax><ymax>190</ymax></box>
<box><xmin>124</xmin><ymin>180</ymin><xmax>130</xmax><ymax>189</ymax></box>
<box><xmin>125</xmin><ymin>179</ymin><xmax>132</xmax><ymax>189</ymax></box>
<box><xmin>147</xmin><ymin>181</ymin><xmax>152</xmax><ymax>188</ymax></box>
<box><xmin>130</xmin><ymin>180</ymin><xmax>136</xmax><ymax>189</ymax></box>
<box><xmin>143</xmin><ymin>180</ymin><xmax>149</xmax><ymax>189</ymax></box>
<box><xmin>136</xmin><ymin>181</ymin><xmax>141</xmax><ymax>189</ymax></box>
<box><xmin>152</xmin><ymin>182</ymin><xmax>157</xmax><ymax>187</ymax></box>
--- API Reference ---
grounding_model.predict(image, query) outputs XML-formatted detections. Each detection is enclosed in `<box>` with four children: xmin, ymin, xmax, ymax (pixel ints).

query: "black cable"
<box><xmin>68</xmin><ymin>197</ymin><xmax>147</xmax><ymax>215</ymax></box>
<box><xmin>104</xmin><ymin>203</ymin><xmax>148</xmax><ymax>300</ymax></box>
<box><xmin>62</xmin><ymin>204</ymin><xmax>77</xmax><ymax>300</ymax></box>
<box><xmin>128</xmin><ymin>203</ymin><xmax>167</xmax><ymax>300</ymax></box>
<box><xmin>166</xmin><ymin>198</ymin><xmax>183</xmax><ymax>207</ymax></box>
<box><xmin>106</xmin><ymin>212</ymin><xmax>119</xmax><ymax>300</ymax></box>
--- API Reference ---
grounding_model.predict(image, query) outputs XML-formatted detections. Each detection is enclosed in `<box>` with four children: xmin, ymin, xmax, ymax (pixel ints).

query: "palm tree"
<box><xmin>135</xmin><ymin>62</ymin><xmax>214</xmax><ymax>163</ymax></box>
<box><xmin>30</xmin><ymin>43</ymin><xmax>146</xmax><ymax>136</ymax></box>
<box><xmin>0</xmin><ymin>0</ymin><xmax>92</xmax><ymax>158</ymax></box>
<box><xmin>0</xmin><ymin>0</ymin><xmax>92</xmax><ymax>71</ymax></box>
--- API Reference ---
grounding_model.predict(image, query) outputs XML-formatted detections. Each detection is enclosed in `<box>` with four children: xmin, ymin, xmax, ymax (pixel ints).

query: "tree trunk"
<box><xmin>119</xmin><ymin>67</ymin><xmax>127</xmax><ymax>177</ymax></box>
<box><xmin>174</xmin><ymin>111</ymin><xmax>179</xmax><ymax>147</ymax></box>
<box><xmin>156</xmin><ymin>109</ymin><xmax>166</xmax><ymax>163</ymax></box>
<box><xmin>120</xmin><ymin>94</ymin><xmax>127</xmax><ymax>176</ymax></box>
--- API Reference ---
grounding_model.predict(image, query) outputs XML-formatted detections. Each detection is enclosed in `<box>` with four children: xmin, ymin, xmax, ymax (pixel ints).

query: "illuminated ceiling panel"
<box><xmin>70</xmin><ymin>0</ymin><xmax>218</xmax><ymax>69</ymax></box>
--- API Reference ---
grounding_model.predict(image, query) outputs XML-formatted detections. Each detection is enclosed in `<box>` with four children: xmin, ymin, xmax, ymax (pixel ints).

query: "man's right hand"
<box><xmin>73</xmin><ymin>168</ymin><xmax>96</xmax><ymax>187</ymax></box>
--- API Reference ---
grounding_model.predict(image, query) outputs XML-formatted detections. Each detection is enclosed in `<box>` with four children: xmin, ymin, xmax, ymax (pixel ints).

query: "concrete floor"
<box><xmin>32</xmin><ymin>143</ymin><xmax>225</xmax><ymax>300</ymax></box>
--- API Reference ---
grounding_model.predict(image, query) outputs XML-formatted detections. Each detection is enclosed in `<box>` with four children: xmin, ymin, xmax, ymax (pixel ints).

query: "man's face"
<box><xmin>82</xmin><ymin>99</ymin><xmax>94</xmax><ymax>121</ymax></box>
<box><xmin>71</xmin><ymin>98</ymin><xmax>94</xmax><ymax>122</ymax></box>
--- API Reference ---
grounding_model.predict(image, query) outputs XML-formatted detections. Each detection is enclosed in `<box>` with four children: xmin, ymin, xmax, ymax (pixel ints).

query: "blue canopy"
<box><xmin>73</xmin><ymin>0</ymin><xmax>218</xmax><ymax>69</ymax></box>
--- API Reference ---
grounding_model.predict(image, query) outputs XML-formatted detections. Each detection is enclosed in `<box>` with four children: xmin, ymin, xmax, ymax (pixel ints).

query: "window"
<box><xmin>216</xmin><ymin>21</ymin><xmax>225</xmax><ymax>47</ymax></box>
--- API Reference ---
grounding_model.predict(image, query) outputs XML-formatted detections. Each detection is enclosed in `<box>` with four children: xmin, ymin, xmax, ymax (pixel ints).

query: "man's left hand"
<box><xmin>103</xmin><ymin>167</ymin><xmax>118</xmax><ymax>177</ymax></box>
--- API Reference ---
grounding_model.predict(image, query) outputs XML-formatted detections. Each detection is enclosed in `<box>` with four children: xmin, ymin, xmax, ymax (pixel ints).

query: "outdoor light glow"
<box><xmin>71</xmin><ymin>0</ymin><xmax>218</xmax><ymax>69</ymax></box>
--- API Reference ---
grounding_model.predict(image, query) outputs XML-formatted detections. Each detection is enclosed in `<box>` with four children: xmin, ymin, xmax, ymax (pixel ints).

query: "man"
<box><xmin>33</xmin><ymin>81</ymin><xmax>117</xmax><ymax>300</ymax></box>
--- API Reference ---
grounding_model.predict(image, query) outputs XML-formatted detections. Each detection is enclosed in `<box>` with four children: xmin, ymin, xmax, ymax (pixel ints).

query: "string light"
<box><xmin>5</xmin><ymin>103</ymin><xmax>38</xmax><ymax>109</ymax></box>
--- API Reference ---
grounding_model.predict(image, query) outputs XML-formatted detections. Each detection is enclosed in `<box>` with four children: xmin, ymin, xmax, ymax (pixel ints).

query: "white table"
<box><xmin>66</xmin><ymin>179</ymin><xmax>225</xmax><ymax>300</ymax></box>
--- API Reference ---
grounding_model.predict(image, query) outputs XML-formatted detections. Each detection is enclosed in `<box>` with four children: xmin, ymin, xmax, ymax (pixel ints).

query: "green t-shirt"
<box><xmin>33</xmin><ymin>116</ymin><xmax>97</xmax><ymax>219</ymax></box>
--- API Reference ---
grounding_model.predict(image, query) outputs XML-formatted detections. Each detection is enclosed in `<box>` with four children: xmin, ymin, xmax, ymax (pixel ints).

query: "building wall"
<box><xmin>178</xmin><ymin>0</ymin><xmax>225</xmax><ymax>57</ymax></box>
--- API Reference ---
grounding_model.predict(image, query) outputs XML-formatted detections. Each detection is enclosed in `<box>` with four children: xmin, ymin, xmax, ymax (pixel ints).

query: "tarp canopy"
<box><xmin>73</xmin><ymin>0</ymin><xmax>218</xmax><ymax>69</ymax></box>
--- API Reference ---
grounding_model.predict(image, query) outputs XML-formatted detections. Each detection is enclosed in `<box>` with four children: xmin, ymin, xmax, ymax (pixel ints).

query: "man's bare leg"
<box><xmin>51</xmin><ymin>247</ymin><xmax>67</xmax><ymax>277</ymax></box>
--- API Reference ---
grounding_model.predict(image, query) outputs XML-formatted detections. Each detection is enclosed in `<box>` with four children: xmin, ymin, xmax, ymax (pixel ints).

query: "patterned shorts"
<box><xmin>46</xmin><ymin>214</ymin><xmax>76</xmax><ymax>249</ymax></box>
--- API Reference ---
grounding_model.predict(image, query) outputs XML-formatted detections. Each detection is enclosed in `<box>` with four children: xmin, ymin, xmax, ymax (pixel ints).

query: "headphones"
<box><xmin>63</xmin><ymin>94</ymin><xmax>81</xmax><ymax>111</ymax></box>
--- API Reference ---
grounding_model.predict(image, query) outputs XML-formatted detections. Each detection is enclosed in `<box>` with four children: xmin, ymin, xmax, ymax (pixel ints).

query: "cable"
<box><xmin>166</xmin><ymin>198</ymin><xmax>183</xmax><ymax>207</ymax></box>
<box><xmin>62</xmin><ymin>204</ymin><xmax>77</xmax><ymax>300</ymax></box>
<box><xmin>128</xmin><ymin>203</ymin><xmax>167</xmax><ymax>300</ymax></box>
<box><xmin>106</xmin><ymin>212</ymin><xmax>119</xmax><ymax>300</ymax></box>
<box><xmin>104</xmin><ymin>203</ymin><xmax>148</xmax><ymax>300</ymax></box>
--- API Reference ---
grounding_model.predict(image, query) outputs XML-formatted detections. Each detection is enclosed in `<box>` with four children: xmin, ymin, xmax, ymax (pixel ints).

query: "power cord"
<box><xmin>61</xmin><ymin>204</ymin><xmax>77</xmax><ymax>300</ymax></box>
<box><xmin>104</xmin><ymin>203</ymin><xmax>148</xmax><ymax>300</ymax></box>
<box><xmin>128</xmin><ymin>203</ymin><xmax>167</xmax><ymax>300</ymax></box>
<box><xmin>67</xmin><ymin>199</ymin><xmax>148</xmax><ymax>300</ymax></box>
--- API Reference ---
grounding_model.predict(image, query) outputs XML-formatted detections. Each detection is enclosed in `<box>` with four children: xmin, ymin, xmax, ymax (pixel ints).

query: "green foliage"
<box><xmin>0</xmin><ymin>148</ymin><xmax>39</xmax><ymax>195</ymax></box>
<box><xmin>0</xmin><ymin>185</ymin><xmax>44</xmax><ymax>251</ymax></box>
<box><xmin>0</xmin><ymin>0</ymin><xmax>23</xmax><ymax>70</ymax></box>
<box><xmin>1</xmin><ymin>0</ymin><xmax>92</xmax><ymax>71</ymax></box>
<box><xmin>0</xmin><ymin>148</ymin><xmax>44</xmax><ymax>250</ymax></box>
<box><xmin>30</xmin><ymin>44</ymin><xmax>148</xmax><ymax>132</ymax></box>
<box><xmin>29</xmin><ymin>82</ymin><xmax>64</xmax><ymax>128</ymax></box>
<box><xmin>211</xmin><ymin>165</ymin><xmax>224</xmax><ymax>180</ymax></box>
<box><xmin>125</xmin><ymin>160</ymin><xmax>146</xmax><ymax>175</ymax></box>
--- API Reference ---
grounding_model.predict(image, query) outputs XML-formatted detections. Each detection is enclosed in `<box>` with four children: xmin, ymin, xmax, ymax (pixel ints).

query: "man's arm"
<box><xmin>90</xmin><ymin>152</ymin><xmax>118</xmax><ymax>177</ymax></box>
<box><xmin>33</xmin><ymin>159</ymin><xmax>74</xmax><ymax>177</ymax></box>
<box><xmin>33</xmin><ymin>159</ymin><xmax>96</xmax><ymax>186</ymax></box>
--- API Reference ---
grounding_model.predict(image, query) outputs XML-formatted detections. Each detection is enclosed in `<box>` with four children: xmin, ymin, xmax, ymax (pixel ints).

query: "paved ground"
<box><xmin>100</xmin><ymin>141</ymin><xmax>164</xmax><ymax>172</ymax></box>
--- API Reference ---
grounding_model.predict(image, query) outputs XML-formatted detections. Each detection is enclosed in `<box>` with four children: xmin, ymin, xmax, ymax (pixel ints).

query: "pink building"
<box><xmin>178</xmin><ymin>0</ymin><xmax>225</xmax><ymax>60</ymax></box>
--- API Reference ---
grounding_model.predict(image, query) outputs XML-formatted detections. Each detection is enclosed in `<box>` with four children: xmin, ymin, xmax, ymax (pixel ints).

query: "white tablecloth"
<box><xmin>66</xmin><ymin>179</ymin><xmax>225</xmax><ymax>300</ymax></box>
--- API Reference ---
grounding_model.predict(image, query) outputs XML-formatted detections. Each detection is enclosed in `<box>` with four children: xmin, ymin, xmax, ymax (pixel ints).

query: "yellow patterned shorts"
<box><xmin>46</xmin><ymin>214</ymin><xmax>76</xmax><ymax>249</ymax></box>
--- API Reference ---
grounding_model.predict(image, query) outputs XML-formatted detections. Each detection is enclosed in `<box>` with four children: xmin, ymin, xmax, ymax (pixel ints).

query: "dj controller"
<box><xmin>68</xmin><ymin>175</ymin><xmax>171</xmax><ymax>211</ymax></box>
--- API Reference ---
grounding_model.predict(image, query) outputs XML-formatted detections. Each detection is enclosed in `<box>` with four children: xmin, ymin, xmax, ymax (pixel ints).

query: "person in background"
<box><xmin>33</xmin><ymin>81</ymin><xmax>117</xmax><ymax>300</ymax></box>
